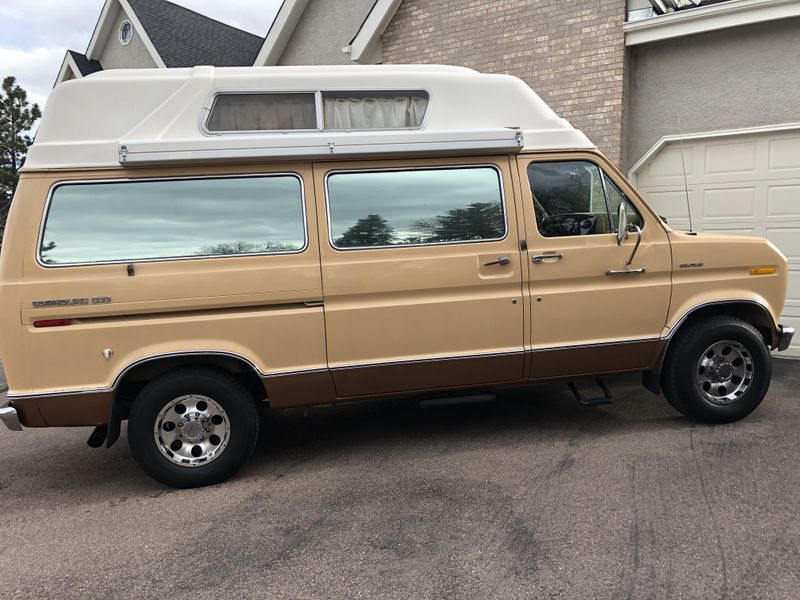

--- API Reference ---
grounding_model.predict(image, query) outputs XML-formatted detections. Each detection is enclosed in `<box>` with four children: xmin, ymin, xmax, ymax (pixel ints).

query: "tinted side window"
<box><xmin>527</xmin><ymin>161</ymin><xmax>611</xmax><ymax>237</ymax></box>
<box><xmin>40</xmin><ymin>175</ymin><xmax>306</xmax><ymax>265</ymax></box>
<box><xmin>327</xmin><ymin>166</ymin><xmax>506</xmax><ymax>249</ymax></box>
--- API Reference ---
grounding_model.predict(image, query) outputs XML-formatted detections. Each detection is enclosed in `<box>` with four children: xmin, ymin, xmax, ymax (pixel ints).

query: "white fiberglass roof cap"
<box><xmin>26</xmin><ymin>65</ymin><xmax>595</xmax><ymax>170</ymax></box>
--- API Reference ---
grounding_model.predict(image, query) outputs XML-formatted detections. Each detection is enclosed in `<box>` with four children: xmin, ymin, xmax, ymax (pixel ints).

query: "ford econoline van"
<box><xmin>0</xmin><ymin>66</ymin><xmax>793</xmax><ymax>488</ymax></box>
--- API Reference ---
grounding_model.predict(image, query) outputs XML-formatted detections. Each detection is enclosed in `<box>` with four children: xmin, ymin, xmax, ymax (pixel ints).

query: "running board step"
<box><xmin>418</xmin><ymin>393</ymin><xmax>496</xmax><ymax>408</ymax></box>
<box><xmin>568</xmin><ymin>378</ymin><xmax>614</xmax><ymax>407</ymax></box>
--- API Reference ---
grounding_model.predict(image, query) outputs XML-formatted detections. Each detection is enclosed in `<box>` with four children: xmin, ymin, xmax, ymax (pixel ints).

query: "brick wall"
<box><xmin>382</xmin><ymin>0</ymin><xmax>626</xmax><ymax>165</ymax></box>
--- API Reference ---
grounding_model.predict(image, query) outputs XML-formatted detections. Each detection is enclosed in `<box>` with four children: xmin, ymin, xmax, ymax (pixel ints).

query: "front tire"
<box><xmin>662</xmin><ymin>316</ymin><xmax>771</xmax><ymax>423</ymax></box>
<box><xmin>128</xmin><ymin>366</ymin><xmax>259</xmax><ymax>488</ymax></box>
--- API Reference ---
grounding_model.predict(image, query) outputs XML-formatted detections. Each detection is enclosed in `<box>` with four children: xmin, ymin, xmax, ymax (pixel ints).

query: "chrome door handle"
<box><xmin>606</xmin><ymin>267</ymin><xmax>647</xmax><ymax>275</ymax></box>
<box><xmin>484</xmin><ymin>256</ymin><xmax>511</xmax><ymax>267</ymax></box>
<box><xmin>532</xmin><ymin>252</ymin><xmax>563</xmax><ymax>264</ymax></box>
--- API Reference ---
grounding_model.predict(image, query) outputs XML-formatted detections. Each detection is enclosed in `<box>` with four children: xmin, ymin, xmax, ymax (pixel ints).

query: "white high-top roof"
<box><xmin>25</xmin><ymin>65</ymin><xmax>594</xmax><ymax>171</ymax></box>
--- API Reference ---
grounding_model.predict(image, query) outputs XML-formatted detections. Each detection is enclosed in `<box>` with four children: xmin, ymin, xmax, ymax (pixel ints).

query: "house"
<box><xmin>55</xmin><ymin>0</ymin><xmax>799</xmax><ymax>352</ymax></box>
<box><xmin>55</xmin><ymin>0</ymin><xmax>268</xmax><ymax>84</ymax></box>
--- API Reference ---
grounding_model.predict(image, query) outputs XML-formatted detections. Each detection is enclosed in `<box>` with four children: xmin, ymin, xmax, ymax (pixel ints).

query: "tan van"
<box><xmin>0</xmin><ymin>66</ymin><xmax>793</xmax><ymax>488</ymax></box>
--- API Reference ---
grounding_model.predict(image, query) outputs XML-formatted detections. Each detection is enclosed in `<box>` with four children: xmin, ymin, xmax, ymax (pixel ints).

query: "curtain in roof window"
<box><xmin>323</xmin><ymin>92</ymin><xmax>429</xmax><ymax>129</ymax></box>
<box><xmin>206</xmin><ymin>93</ymin><xmax>317</xmax><ymax>132</ymax></box>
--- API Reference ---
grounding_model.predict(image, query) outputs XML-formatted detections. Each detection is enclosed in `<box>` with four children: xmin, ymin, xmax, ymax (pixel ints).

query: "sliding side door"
<box><xmin>314</xmin><ymin>156</ymin><xmax>525</xmax><ymax>398</ymax></box>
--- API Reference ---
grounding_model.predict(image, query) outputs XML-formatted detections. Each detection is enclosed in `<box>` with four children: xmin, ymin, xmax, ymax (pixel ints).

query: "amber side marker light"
<box><xmin>750</xmin><ymin>267</ymin><xmax>777</xmax><ymax>276</ymax></box>
<box><xmin>33</xmin><ymin>319</ymin><xmax>73</xmax><ymax>328</ymax></box>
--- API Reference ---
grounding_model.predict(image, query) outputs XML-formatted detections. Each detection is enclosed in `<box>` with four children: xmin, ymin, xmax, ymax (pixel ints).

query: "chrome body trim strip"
<box><xmin>778</xmin><ymin>325</ymin><xmax>795</xmax><ymax>352</ymax></box>
<box><xmin>6</xmin><ymin>351</ymin><xmax>269</xmax><ymax>401</ymax></box>
<box><xmin>530</xmin><ymin>338</ymin><xmax>660</xmax><ymax>353</ymax></box>
<box><xmin>664</xmin><ymin>299</ymin><xmax>777</xmax><ymax>339</ymax></box>
<box><xmin>328</xmin><ymin>350</ymin><xmax>525</xmax><ymax>371</ymax></box>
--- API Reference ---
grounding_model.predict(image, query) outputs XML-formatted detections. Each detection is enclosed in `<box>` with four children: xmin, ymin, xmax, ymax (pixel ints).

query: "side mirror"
<box><xmin>616</xmin><ymin>203</ymin><xmax>628</xmax><ymax>246</ymax></box>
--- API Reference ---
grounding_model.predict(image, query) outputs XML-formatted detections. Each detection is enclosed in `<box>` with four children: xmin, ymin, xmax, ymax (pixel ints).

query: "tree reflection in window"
<box><xmin>328</xmin><ymin>166</ymin><xmax>505</xmax><ymax>249</ymax></box>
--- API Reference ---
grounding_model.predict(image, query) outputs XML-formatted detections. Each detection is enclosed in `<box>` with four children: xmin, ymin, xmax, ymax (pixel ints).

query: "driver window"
<box><xmin>527</xmin><ymin>161</ymin><xmax>611</xmax><ymax>237</ymax></box>
<box><xmin>527</xmin><ymin>160</ymin><xmax>641</xmax><ymax>238</ymax></box>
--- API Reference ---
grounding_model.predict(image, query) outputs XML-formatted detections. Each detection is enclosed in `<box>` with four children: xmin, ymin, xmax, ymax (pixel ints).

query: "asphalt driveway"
<box><xmin>1</xmin><ymin>360</ymin><xmax>799</xmax><ymax>599</ymax></box>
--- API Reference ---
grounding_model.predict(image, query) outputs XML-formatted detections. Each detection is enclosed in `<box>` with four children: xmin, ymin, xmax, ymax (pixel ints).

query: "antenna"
<box><xmin>676</xmin><ymin>113</ymin><xmax>695</xmax><ymax>234</ymax></box>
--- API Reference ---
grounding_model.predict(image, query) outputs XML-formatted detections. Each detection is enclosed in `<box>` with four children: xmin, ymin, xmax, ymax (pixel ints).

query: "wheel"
<box><xmin>662</xmin><ymin>316</ymin><xmax>771</xmax><ymax>423</ymax></box>
<box><xmin>128</xmin><ymin>366</ymin><xmax>259</xmax><ymax>488</ymax></box>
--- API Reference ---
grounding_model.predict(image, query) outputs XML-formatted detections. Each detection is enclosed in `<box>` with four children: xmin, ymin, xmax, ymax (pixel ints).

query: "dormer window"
<box><xmin>119</xmin><ymin>21</ymin><xmax>133</xmax><ymax>45</ymax></box>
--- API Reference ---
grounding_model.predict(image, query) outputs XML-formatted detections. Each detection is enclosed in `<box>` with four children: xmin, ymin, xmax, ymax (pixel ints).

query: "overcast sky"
<box><xmin>0</xmin><ymin>0</ymin><xmax>282</xmax><ymax>111</ymax></box>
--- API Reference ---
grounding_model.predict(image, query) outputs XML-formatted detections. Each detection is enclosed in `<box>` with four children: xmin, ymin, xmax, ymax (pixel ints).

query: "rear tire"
<box><xmin>128</xmin><ymin>366</ymin><xmax>259</xmax><ymax>488</ymax></box>
<box><xmin>662</xmin><ymin>316</ymin><xmax>771</xmax><ymax>423</ymax></box>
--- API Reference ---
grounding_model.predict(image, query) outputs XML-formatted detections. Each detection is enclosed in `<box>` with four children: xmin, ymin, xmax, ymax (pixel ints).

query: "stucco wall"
<box><xmin>382</xmin><ymin>0</ymin><xmax>628</xmax><ymax>165</ymax></box>
<box><xmin>624</xmin><ymin>17</ymin><xmax>800</xmax><ymax>171</ymax></box>
<box><xmin>98</xmin><ymin>6</ymin><xmax>157</xmax><ymax>70</ymax></box>
<box><xmin>278</xmin><ymin>0</ymin><xmax>377</xmax><ymax>66</ymax></box>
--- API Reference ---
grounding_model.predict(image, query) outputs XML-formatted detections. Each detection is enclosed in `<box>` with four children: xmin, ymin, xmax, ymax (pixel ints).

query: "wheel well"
<box><xmin>675</xmin><ymin>302</ymin><xmax>777</xmax><ymax>347</ymax></box>
<box><xmin>643</xmin><ymin>301</ymin><xmax>777</xmax><ymax>395</ymax></box>
<box><xmin>113</xmin><ymin>355</ymin><xmax>268</xmax><ymax>421</ymax></box>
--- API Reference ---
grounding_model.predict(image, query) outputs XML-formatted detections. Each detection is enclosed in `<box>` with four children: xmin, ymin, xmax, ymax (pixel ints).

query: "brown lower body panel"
<box><xmin>530</xmin><ymin>340</ymin><xmax>664</xmax><ymax>380</ymax></box>
<box><xmin>264</xmin><ymin>370</ymin><xmax>337</xmax><ymax>408</ymax></box>
<box><xmin>329</xmin><ymin>352</ymin><xmax>526</xmax><ymax>399</ymax></box>
<box><xmin>11</xmin><ymin>392</ymin><xmax>112</xmax><ymax>427</ymax></box>
<box><xmin>10</xmin><ymin>340</ymin><xmax>666</xmax><ymax>426</ymax></box>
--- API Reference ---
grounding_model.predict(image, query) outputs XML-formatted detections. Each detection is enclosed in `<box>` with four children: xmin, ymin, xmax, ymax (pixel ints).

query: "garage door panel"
<box><xmin>703</xmin><ymin>187</ymin><xmax>757</xmax><ymax>218</ymax></box>
<box><xmin>702</xmin><ymin>226</ymin><xmax>756</xmax><ymax>236</ymax></box>
<box><xmin>705</xmin><ymin>140</ymin><xmax>758</xmax><ymax>175</ymax></box>
<box><xmin>639</xmin><ymin>188</ymin><xmax>694</xmax><ymax>219</ymax></box>
<box><xmin>767</xmin><ymin>184</ymin><xmax>800</xmax><ymax>217</ymax></box>
<box><xmin>645</xmin><ymin>146</ymin><xmax>695</xmax><ymax>183</ymax></box>
<box><xmin>765</xmin><ymin>228</ymin><xmax>800</xmax><ymax>259</ymax></box>
<box><xmin>769</xmin><ymin>137</ymin><xmax>800</xmax><ymax>171</ymax></box>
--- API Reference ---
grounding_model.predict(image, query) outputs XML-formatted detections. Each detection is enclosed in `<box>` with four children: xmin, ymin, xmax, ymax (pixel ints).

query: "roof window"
<box><xmin>205</xmin><ymin>90</ymin><xmax>429</xmax><ymax>133</ymax></box>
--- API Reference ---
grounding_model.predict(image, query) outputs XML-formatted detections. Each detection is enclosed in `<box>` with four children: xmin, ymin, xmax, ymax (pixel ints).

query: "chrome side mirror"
<box><xmin>616</xmin><ymin>203</ymin><xmax>628</xmax><ymax>246</ymax></box>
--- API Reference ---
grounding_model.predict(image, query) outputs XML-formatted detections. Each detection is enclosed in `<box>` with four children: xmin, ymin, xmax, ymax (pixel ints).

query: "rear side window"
<box><xmin>326</xmin><ymin>166</ymin><xmax>506</xmax><ymax>249</ymax></box>
<box><xmin>39</xmin><ymin>175</ymin><xmax>306</xmax><ymax>266</ymax></box>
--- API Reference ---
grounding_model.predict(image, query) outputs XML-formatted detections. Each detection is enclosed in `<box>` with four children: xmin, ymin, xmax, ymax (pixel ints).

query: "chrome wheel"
<box><xmin>154</xmin><ymin>394</ymin><xmax>231</xmax><ymax>467</ymax></box>
<box><xmin>696</xmin><ymin>340</ymin><xmax>753</xmax><ymax>405</ymax></box>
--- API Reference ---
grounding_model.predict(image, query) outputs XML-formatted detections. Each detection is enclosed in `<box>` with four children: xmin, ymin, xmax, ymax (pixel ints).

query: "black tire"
<box><xmin>662</xmin><ymin>316</ymin><xmax>771</xmax><ymax>423</ymax></box>
<box><xmin>128</xmin><ymin>366</ymin><xmax>259</xmax><ymax>488</ymax></box>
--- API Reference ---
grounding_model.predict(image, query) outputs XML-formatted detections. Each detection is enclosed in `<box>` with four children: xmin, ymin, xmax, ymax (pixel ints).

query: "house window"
<box><xmin>326</xmin><ymin>166</ymin><xmax>506</xmax><ymax>249</ymax></box>
<box><xmin>39</xmin><ymin>175</ymin><xmax>307</xmax><ymax>265</ymax></box>
<box><xmin>119</xmin><ymin>21</ymin><xmax>133</xmax><ymax>45</ymax></box>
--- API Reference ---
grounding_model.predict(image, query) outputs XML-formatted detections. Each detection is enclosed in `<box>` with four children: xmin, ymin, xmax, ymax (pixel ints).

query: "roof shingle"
<box><xmin>68</xmin><ymin>50</ymin><xmax>103</xmax><ymax>76</ymax></box>
<box><xmin>126</xmin><ymin>0</ymin><xmax>265</xmax><ymax>68</ymax></box>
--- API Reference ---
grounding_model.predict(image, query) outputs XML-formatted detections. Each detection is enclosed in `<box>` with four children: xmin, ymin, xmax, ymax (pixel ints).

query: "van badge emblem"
<box><xmin>679</xmin><ymin>262</ymin><xmax>704</xmax><ymax>269</ymax></box>
<box><xmin>32</xmin><ymin>297</ymin><xmax>112</xmax><ymax>308</ymax></box>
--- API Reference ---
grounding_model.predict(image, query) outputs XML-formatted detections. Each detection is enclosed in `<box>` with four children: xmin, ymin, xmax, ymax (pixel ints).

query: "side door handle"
<box><xmin>484</xmin><ymin>256</ymin><xmax>511</xmax><ymax>267</ymax></box>
<box><xmin>532</xmin><ymin>252</ymin><xmax>563</xmax><ymax>264</ymax></box>
<box><xmin>606</xmin><ymin>267</ymin><xmax>647</xmax><ymax>275</ymax></box>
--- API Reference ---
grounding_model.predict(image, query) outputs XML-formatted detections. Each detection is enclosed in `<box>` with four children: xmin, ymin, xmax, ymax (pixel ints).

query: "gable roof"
<box><xmin>126</xmin><ymin>0</ymin><xmax>264</xmax><ymax>67</ymax></box>
<box><xmin>254</xmin><ymin>0</ymin><xmax>311</xmax><ymax>66</ymax></box>
<box><xmin>68</xmin><ymin>51</ymin><xmax>103</xmax><ymax>76</ymax></box>
<box><xmin>348</xmin><ymin>0</ymin><xmax>402</xmax><ymax>63</ymax></box>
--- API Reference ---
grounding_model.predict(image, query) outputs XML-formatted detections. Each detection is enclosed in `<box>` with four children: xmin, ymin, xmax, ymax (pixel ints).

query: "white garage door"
<box><xmin>633</xmin><ymin>128</ymin><xmax>800</xmax><ymax>357</ymax></box>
